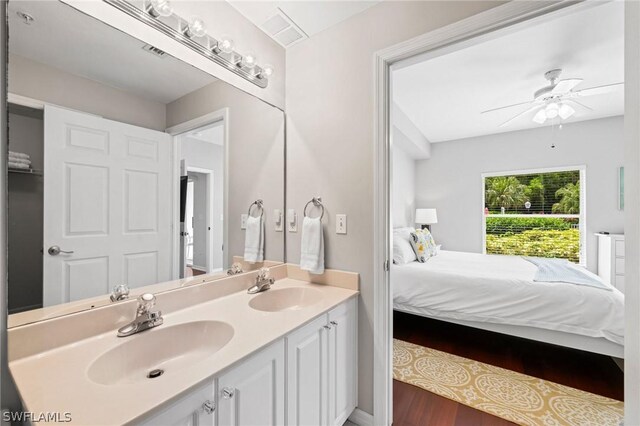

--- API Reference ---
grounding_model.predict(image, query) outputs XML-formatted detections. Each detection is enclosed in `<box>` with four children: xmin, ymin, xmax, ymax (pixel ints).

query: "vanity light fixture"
<box><xmin>104</xmin><ymin>0</ymin><xmax>272</xmax><ymax>88</ymax></box>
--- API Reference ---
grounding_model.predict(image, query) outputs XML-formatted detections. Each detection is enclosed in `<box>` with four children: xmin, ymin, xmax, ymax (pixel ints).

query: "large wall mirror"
<box><xmin>7</xmin><ymin>0</ymin><xmax>285</xmax><ymax>327</ymax></box>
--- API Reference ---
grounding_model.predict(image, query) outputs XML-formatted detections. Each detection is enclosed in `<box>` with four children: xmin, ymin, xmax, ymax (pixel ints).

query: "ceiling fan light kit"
<box><xmin>482</xmin><ymin>68</ymin><xmax>623</xmax><ymax>128</ymax></box>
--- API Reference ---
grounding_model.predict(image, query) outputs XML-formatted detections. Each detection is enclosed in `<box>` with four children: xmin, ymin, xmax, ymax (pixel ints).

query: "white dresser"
<box><xmin>596</xmin><ymin>233</ymin><xmax>625</xmax><ymax>293</ymax></box>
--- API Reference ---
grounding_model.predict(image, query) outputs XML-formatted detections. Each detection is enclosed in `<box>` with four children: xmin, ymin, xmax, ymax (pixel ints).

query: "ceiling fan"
<box><xmin>481</xmin><ymin>69</ymin><xmax>623</xmax><ymax>128</ymax></box>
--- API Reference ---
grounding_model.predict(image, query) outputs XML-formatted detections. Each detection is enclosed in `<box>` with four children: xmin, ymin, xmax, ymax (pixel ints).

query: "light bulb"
<box><xmin>241</xmin><ymin>52</ymin><xmax>257</xmax><ymax>69</ymax></box>
<box><xmin>545</xmin><ymin>102</ymin><xmax>559</xmax><ymax>119</ymax></box>
<box><xmin>186</xmin><ymin>16</ymin><xmax>207</xmax><ymax>38</ymax></box>
<box><xmin>260</xmin><ymin>64</ymin><xmax>274</xmax><ymax>78</ymax></box>
<box><xmin>558</xmin><ymin>103</ymin><xmax>575</xmax><ymax>120</ymax></box>
<box><xmin>219</xmin><ymin>36</ymin><xmax>234</xmax><ymax>54</ymax></box>
<box><xmin>148</xmin><ymin>0</ymin><xmax>173</xmax><ymax>17</ymax></box>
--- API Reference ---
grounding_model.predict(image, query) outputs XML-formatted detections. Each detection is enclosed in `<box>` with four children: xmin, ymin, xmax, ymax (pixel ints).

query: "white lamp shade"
<box><xmin>415</xmin><ymin>208</ymin><xmax>438</xmax><ymax>225</ymax></box>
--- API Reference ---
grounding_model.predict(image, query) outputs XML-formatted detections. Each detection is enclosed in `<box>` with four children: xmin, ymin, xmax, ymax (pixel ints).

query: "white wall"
<box><xmin>414</xmin><ymin>116</ymin><xmax>624</xmax><ymax>273</ymax></box>
<box><xmin>8</xmin><ymin>54</ymin><xmax>166</xmax><ymax>131</ymax></box>
<box><xmin>285</xmin><ymin>0</ymin><xmax>502</xmax><ymax>414</ymax></box>
<box><xmin>392</xmin><ymin>147</ymin><xmax>416</xmax><ymax>228</ymax></box>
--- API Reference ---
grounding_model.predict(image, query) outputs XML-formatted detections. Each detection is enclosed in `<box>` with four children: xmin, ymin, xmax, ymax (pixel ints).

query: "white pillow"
<box><xmin>393</xmin><ymin>227</ymin><xmax>416</xmax><ymax>264</ymax></box>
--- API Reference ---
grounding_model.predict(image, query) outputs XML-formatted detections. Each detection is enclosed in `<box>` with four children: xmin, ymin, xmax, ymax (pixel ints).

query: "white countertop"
<box><xmin>9</xmin><ymin>277</ymin><xmax>358</xmax><ymax>425</ymax></box>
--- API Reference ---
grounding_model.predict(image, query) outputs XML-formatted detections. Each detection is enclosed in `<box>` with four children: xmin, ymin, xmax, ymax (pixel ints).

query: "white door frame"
<box><xmin>166</xmin><ymin>108</ymin><xmax>230</xmax><ymax>279</ymax></box>
<box><xmin>186</xmin><ymin>166</ymin><xmax>215</xmax><ymax>273</ymax></box>
<box><xmin>372</xmin><ymin>1</ymin><xmax>640</xmax><ymax>425</ymax></box>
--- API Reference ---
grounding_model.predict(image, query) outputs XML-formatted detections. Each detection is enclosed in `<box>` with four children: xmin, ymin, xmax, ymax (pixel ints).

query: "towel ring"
<box><xmin>248</xmin><ymin>199</ymin><xmax>264</xmax><ymax>218</ymax></box>
<box><xmin>303</xmin><ymin>197</ymin><xmax>324</xmax><ymax>220</ymax></box>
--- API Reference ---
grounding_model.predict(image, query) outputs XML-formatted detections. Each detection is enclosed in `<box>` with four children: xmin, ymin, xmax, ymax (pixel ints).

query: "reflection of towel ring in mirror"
<box><xmin>304</xmin><ymin>197</ymin><xmax>324</xmax><ymax>220</ymax></box>
<box><xmin>248</xmin><ymin>199</ymin><xmax>264</xmax><ymax>218</ymax></box>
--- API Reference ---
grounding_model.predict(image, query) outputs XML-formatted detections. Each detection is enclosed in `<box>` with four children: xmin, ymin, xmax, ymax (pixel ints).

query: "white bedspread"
<box><xmin>392</xmin><ymin>250</ymin><xmax>624</xmax><ymax>345</ymax></box>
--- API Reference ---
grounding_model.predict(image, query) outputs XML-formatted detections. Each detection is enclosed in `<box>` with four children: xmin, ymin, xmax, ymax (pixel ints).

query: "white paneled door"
<box><xmin>43</xmin><ymin>105</ymin><xmax>173</xmax><ymax>306</ymax></box>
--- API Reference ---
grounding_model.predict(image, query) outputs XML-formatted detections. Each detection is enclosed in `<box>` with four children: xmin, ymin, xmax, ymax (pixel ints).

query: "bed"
<box><xmin>392</xmin><ymin>250</ymin><xmax>625</xmax><ymax>358</ymax></box>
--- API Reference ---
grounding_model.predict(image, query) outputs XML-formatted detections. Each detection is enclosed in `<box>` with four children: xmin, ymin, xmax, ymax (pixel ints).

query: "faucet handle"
<box><xmin>110</xmin><ymin>284</ymin><xmax>130</xmax><ymax>302</ymax></box>
<box><xmin>137</xmin><ymin>293</ymin><xmax>156</xmax><ymax>314</ymax></box>
<box><xmin>257</xmin><ymin>267</ymin><xmax>270</xmax><ymax>281</ymax></box>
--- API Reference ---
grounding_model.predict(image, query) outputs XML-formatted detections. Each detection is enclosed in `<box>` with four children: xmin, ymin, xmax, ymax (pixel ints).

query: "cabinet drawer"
<box><xmin>615</xmin><ymin>240</ymin><xmax>625</xmax><ymax>257</ymax></box>
<box><xmin>615</xmin><ymin>275</ymin><xmax>625</xmax><ymax>293</ymax></box>
<box><xmin>615</xmin><ymin>258</ymin><xmax>625</xmax><ymax>275</ymax></box>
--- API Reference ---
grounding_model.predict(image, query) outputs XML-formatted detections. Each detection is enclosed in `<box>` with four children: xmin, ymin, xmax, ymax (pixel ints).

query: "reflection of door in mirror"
<box><xmin>178</xmin><ymin>121</ymin><xmax>225</xmax><ymax>278</ymax></box>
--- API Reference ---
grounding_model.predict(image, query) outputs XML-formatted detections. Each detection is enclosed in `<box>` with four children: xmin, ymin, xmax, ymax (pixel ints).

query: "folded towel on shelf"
<box><xmin>300</xmin><ymin>216</ymin><xmax>324</xmax><ymax>274</ymax></box>
<box><xmin>9</xmin><ymin>156</ymin><xmax>31</xmax><ymax>164</ymax></box>
<box><xmin>8</xmin><ymin>161</ymin><xmax>30</xmax><ymax>170</ymax></box>
<box><xmin>9</xmin><ymin>151</ymin><xmax>30</xmax><ymax>160</ymax></box>
<box><xmin>244</xmin><ymin>215</ymin><xmax>264</xmax><ymax>263</ymax></box>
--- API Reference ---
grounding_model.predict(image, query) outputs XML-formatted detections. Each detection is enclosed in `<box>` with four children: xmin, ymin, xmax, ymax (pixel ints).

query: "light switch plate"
<box><xmin>274</xmin><ymin>209</ymin><xmax>283</xmax><ymax>232</ymax></box>
<box><xmin>241</xmin><ymin>214</ymin><xmax>248</xmax><ymax>230</ymax></box>
<box><xmin>287</xmin><ymin>209</ymin><xmax>297</xmax><ymax>232</ymax></box>
<box><xmin>336</xmin><ymin>214</ymin><xmax>347</xmax><ymax>234</ymax></box>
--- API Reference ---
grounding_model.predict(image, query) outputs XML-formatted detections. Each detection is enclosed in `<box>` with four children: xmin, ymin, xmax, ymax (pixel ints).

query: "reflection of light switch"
<box><xmin>287</xmin><ymin>209</ymin><xmax>297</xmax><ymax>232</ymax></box>
<box><xmin>274</xmin><ymin>209</ymin><xmax>283</xmax><ymax>232</ymax></box>
<box><xmin>241</xmin><ymin>214</ymin><xmax>248</xmax><ymax>230</ymax></box>
<box><xmin>336</xmin><ymin>214</ymin><xmax>347</xmax><ymax>234</ymax></box>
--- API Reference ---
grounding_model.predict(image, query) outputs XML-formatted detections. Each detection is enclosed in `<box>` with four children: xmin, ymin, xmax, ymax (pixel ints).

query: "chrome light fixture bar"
<box><xmin>103</xmin><ymin>0</ymin><xmax>270</xmax><ymax>88</ymax></box>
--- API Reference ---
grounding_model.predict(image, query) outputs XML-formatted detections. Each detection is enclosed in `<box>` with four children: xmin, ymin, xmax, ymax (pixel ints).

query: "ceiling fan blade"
<box><xmin>551</xmin><ymin>78</ymin><xmax>583</xmax><ymax>95</ymax></box>
<box><xmin>565</xmin><ymin>98</ymin><xmax>593</xmax><ymax>111</ymax></box>
<box><xmin>575</xmin><ymin>82</ymin><xmax>624</xmax><ymax>97</ymax></box>
<box><xmin>532</xmin><ymin>109</ymin><xmax>547</xmax><ymax>124</ymax></box>
<box><xmin>499</xmin><ymin>105</ymin><xmax>543</xmax><ymax>128</ymax></box>
<box><xmin>481</xmin><ymin>101</ymin><xmax>533</xmax><ymax>115</ymax></box>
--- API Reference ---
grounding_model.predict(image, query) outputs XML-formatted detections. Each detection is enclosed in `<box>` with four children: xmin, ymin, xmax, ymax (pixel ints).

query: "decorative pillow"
<box><xmin>393</xmin><ymin>227</ymin><xmax>417</xmax><ymax>264</ymax></box>
<box><xmin>409</xmin><ymin>228</ymin><xmax>437</xmax><ymax>262</ymax></box>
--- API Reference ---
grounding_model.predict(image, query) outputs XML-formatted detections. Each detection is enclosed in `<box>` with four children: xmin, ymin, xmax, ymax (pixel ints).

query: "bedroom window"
<box><xmin>482</xmin><ymin>167</ymin><xmax>585</xmax><ymax>263</ymax></box>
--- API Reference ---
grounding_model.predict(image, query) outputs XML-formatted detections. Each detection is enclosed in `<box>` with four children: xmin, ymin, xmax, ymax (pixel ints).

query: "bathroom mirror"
<box><xmin>6</xmin><ymin>0</ymin><xmax>285</xmax><ymax>327</ymax></box>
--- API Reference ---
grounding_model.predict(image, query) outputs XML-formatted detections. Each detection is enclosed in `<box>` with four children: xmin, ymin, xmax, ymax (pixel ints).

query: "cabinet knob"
<box><xmin>222</xmin><ymin>387</ymin><xmax>235</xmax><ymax>399</ymax></box>
<box><xmin>202</xmin><ymin>400</ymin><xmax>215</xmax><ymax>414</ymax></box>
<box><xmin>323</xmin><ymin>324</ymin><xmax>331</xmax><ymax>330</ymax></box>
<box><xmin>330</xmin><ymin>321</ymin><xmax>338</xmax><ymax>326</ymax></box>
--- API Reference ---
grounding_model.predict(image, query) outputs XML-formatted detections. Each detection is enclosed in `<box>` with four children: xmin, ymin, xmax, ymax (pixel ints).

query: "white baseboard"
<box><xmin>348</xmin><ymin>408</ymin><xmax>374</xmax><ymax>426</ymax></box>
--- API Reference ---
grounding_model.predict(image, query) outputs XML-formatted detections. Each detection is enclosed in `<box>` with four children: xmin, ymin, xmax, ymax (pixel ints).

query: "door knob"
<box><xmin>48</xmin><ymin>246</ymin><xmax>74</xmax><ymax>256</ymax></box>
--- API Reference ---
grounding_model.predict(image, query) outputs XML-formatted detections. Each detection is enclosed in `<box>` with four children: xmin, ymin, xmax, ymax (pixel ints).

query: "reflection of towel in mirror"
<box><xmin>8</xmin><ymin>161</ymin><xmax>30</xmax><ymax>169</ymax></box>
<box><xmin>244</xmin><ymin>215</ymin><xmax>264</xmax><ymax>263</ymax></box>
<box><xmin>9</xmin><ymin>151</ymin><xmax>30</xmax><ymax>160</ymax></box>
<box><xmin>300</xmin><ymin>216</ymin><xmax>324</xmax><ymax>274</ymax></box>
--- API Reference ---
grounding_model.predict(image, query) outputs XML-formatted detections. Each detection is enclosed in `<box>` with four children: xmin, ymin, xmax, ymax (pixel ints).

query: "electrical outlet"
<box><xmin>336</xmin><ymin>214</ymin><xmax>347</xmax><ymax>234</ymax></box>
<box><xmin>241</xmin><ymin>214</ymin><xmax>248</xmax><ymax>230</ymax></box>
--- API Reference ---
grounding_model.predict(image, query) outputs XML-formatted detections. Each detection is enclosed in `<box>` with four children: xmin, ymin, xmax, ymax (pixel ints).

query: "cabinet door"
<box><xmin>327</xmin><ymin>298</ymin><xmax>357</xmax><ymax>426</ymax></box>
<box><xmin>286</xmin><ymin>315</ymin><xmax>329</xmax><ymax>426</ymax></box>
<box><xmin>137</xmin><ymin>381</ymin><xmax>215</xmax><ymax>426</ymax></box>
<box><xmin>217</xmin><ymin>340</ymin><xmax>285</xmax><ymax>426</ymax></box>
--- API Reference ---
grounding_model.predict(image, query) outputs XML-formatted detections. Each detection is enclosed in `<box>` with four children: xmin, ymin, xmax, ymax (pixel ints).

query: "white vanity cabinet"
<box><xmin>216</xmin><ymin>340</ymin><xmax>285</xmax><ymax>426</ymax></box>
<box><xmin>137</xmin><ymin>381</ymin><xmax>216</xmax><ymax>426</ymax></box>
<box><xmin>286</xmin><ymin>298</ymin><xmax>358</xmax><ymax>426</ymax></box>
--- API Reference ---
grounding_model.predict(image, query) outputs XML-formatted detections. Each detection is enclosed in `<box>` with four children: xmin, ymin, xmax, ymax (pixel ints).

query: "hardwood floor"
<box><xmin>393</xmin><ymin>311</ymin><xmax>624</xmax><ymax>426</ymax></box>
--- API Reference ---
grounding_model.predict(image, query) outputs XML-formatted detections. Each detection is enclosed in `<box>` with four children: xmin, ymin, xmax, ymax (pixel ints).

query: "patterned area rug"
<box><xmin>393</xmin><ymin>339</ymin><xmax>624</xmax><ymax>426</ymax></box>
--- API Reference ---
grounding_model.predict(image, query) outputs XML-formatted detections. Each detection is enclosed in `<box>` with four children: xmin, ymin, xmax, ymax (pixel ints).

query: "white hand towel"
<box><xmin>300</xmin><ymin>216</ymin><xmax>324</xmax><ymax>274</ymax></box>
<box><xmin>9</xmin><ymin>151</ymin><xmax>30</xmax><ymax>160</ymax></box>
<box><xmin>8</xmin><ymin>161</ymin><xmax>30</xmax><ymax>169</ymax></box>
<box><xmin>244</xmin><ymin>215</ymin><xmax>264</xmax><ymax>263</ymax></box>
<box><xmin>8</xmin><ymin>157</ymin><xmax>31</xmax><ymax>165</ymax></box>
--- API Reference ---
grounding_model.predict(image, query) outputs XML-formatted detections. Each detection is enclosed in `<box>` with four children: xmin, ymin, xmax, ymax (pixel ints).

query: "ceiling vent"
<box><xmin>141</xmin><ymin>44</ymin><xmax>167</xmax><ymax>58</ymax></box>
<box><xmin>261</xmin><ymin>9</ymin><xmax>307</xmax><ymax>48</ymax></box>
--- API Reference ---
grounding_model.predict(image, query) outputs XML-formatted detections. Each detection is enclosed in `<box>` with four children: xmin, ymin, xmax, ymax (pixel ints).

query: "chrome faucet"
<box><xmin>110</xmin><ymin>283</ymin><xmax>130</xmax><ymax>302</ymax></box>
<box><xmin>247</xmin><ymin>268</ymin><xmax>274</xmax><ymax>294</ymax></box>
<box><xmin>117</xmin><ymin>293</ymin><xmax>163</xmax><ymax>337</ymax></box>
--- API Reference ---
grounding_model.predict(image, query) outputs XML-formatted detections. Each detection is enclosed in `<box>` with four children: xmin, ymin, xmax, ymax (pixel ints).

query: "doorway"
<box><xmin>174</xmin><ymin>116</ymin><xmax>226</xmax><ymax>279</ymax></box>
<box><xmin>373</xmin><ymin>2</ymin><xmax>640</xmax><ymax>425</ymax></box>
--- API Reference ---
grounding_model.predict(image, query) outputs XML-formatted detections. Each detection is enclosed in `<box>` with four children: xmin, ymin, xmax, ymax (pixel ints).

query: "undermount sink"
<box><xmin>249</xmin><ymin>287</ymin><xmax>322</xmax><ymax>312</ymax></box>
<box><xmin>87</xmin><ymin>321</ymin><xmax>234</xmax><ymax>386</ymax></box>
